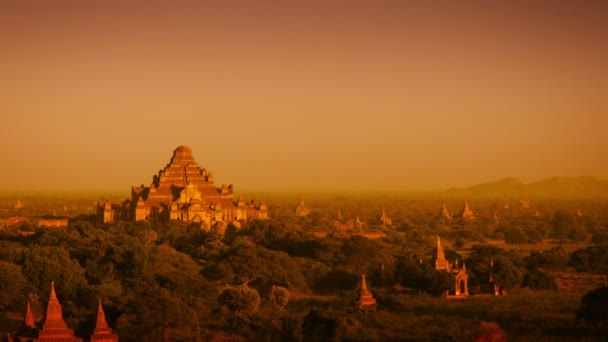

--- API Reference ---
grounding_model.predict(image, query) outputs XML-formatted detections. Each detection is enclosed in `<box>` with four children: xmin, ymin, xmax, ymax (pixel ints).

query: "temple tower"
<box><xmin>90</xmin><ymin>300</ymin><xmax>119</xmax><ymax>342</ymax></box>
<box><xmin>435</xmin><ymin>236</ymin><xmax>451</xmax><ymax>271</ymax></box>
<box><xmin>457</xmin><ymin>202</ymin><xmax>476</xmax><ymax>220</ymax></box>
<box><xmin>38</xmin><ymin>282</ymin><xmax>83</xmax><ymax>342</ymax></box>
<box><xmin>14</xmin><ymin>196</ymin><xmax>24</xmax><ymax>209</ymax></box>
<box><xmin>379</xmin><ymin>209</ymin><xmax>392</xmax><ymax>226</ymax></box>
<box><xmin>438</xmin><ymin>204</ymin><xmax>453</xmax><ymax>221</ymax></box>
<box><xmin>294</xmin><ymin>197</ymin><xmax>310</xmax><ymax>217</ymax></box>
<box><xmin>11</xmin><ymin>301</ymin><xmax>38</xmax><ymax>342</ymax></box>
<box><xmin>357</xmin><ymin>274</ymin><xmax>377</xmax><ymax>309</ymax></box>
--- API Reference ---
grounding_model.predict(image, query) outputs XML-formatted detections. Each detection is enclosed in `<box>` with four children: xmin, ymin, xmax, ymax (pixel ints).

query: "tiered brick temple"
<box><xmin>8</xmin><ymin>283</ymin><xmax>118</xmax><ymax>342</ymax></box>
<box><xmin>97</xmin><ymin>146</ymin><xmax>268</xmax><ymax>228</ymax></box>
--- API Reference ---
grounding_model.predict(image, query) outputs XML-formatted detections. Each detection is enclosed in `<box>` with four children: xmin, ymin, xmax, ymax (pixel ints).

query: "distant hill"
<box><xmin>445</xmin><ymin>176</ymin><xmax>608</xmax><ymax>198</ymax></box>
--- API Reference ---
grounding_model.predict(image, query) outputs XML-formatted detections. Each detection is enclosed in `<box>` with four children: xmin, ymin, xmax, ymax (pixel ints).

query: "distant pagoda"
<box><xmin>294</xmin><ymin>197</ymin><xmax>310</xmax><ymax>217</ymax></box>
<box><xmin>98</xmin><ymin>146</ymin><xmax>268</xmax><ymax>229</ymax></box>
<box><xmin>90</xmin><ymin>300</ymin><xmax>119</xmax><ymax>342</ymax></box>
<box><xmin>435</xmin><ymin>236</ymin><xmax>451</xmax><ymax>272</ymax></box>
<box><xmin>379</xmin><ymin>209</ymin><xmax>392</xmax><ymax>226</ymax></box>
<box><xmin>438</xmin><ymin>204</ymin><xmax>453</xmax><ymax>222</ymax></box>
<box><xmin>456</xmin><ymin>202</ymin><xmax>476</xmax><ymax>220</ymax></box>
<box><xmin>357</xmin><ymin>274</ymin><xmax>377</xmax><ymax>309</ymax></box>
<box><xmin>14</xmin><ymin>196</ymin><xmax>24</xmax><ymax>209</ymax></box>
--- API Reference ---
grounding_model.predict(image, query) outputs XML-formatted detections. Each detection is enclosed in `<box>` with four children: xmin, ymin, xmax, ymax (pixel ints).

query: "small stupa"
<box><xmin>14</xmin><ymin>196</ymin><xmax>24</xmax><ymax>209</ymax></box>
<box><xmin>357</xmin><ymin>274</ymin><xmax>377</xmax><ymax>309</ymax></box>
<box><xmin>438</xmin><ymin>204</ymin><xmax>453</xmax><ymax>221</ymax></box>
<box><xmin>11</xmin><ymin>301</ymin><xmax>38</xmax><ymax>341</ymax></box>
<box><xmin>90</xmin><ymin>300</ymin><xmax>119</xmax><ymax>342</ymax></box>
<box><xmin>355</xmin><ymin>216</ymin><xmax>365</xmax><ymax>230</ymax></box>
<box><xmin>294</xmin><ymin>197</ymin><xmax>310</xmax><ymax>217</ymax></box>
<box><xmin>379</xmin><ymin>209</ymin><xmax>392</xmax><ymax>226</ymax></box>
<box><xmin>457</xmin><ymin>202</ymin><xmax>476</xmax><ymax>220</ymax></box>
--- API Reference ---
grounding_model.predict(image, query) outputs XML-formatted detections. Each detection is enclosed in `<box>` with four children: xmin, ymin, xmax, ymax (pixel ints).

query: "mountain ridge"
<box><xmin>445</xmin><ymin>176</ymin><xmax>608</xmax><ymax>198</ymax></box>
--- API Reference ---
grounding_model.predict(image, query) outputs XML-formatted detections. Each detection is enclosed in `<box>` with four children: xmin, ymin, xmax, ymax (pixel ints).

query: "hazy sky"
<box><xmin>1</xmin><ymin>1</ymin><xmax>606</xmax><ymax>192</ymax></box>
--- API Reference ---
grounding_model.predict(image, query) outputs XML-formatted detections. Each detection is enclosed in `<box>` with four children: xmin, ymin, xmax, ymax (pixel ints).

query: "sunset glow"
<box><xmin>1</xmin><ymin>1</ymin><xmax>606</xmax><ymax>192</ymax></box>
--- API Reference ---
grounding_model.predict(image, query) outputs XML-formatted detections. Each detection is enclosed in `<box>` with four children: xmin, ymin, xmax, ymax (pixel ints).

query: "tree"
<box><xmin>569</xmin><ymin>245</ymin><xmax>608</xmax><ymax>274</ymax></box>
<box><xmin>521</xmin><ymin>270</ymin><xmax>558</xmax><ymax>290</ymax></box>
<box><xmin>21</xmin><ymin>246</ymin><xmax>88</xmax><ymax>301</ymax></box>
<box><xmin>268</xmin><ymin>286</ymin><xmax>290</xmax><ymax>313</ymax></box>
<box><xmin>428</xmin><ymin>270</ymin><xmax>455</xmax><ymax>295</ymax></box>
<box><xmin>218</xmin><ymin>284</ymin><xmax>261</xmax><ymax>317</ymax></box>
<box><xmin>504</xmin><ymin>228</ymin><xmax>528</xmax><ymax>244</ymax></box>
<box><xmin>0</xmin><ymin>260</ymin><xmax>26</xmax><ymax>309</ymax></box>
<box><xmin>576</xmin><ymin>286</ymin><xmax>608</xmax><ymax>326</ymax></box>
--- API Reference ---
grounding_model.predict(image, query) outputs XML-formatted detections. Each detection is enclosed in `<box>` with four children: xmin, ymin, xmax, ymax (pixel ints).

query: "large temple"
<box><xmin>7</xmin><ymin>283</ymin><xmax>117</xmax><ymax>342</ymax></box>
<box><xmin>97</xmin><ymin>146</ymin><xmax>268</xmax><ymax>229</ymax></box>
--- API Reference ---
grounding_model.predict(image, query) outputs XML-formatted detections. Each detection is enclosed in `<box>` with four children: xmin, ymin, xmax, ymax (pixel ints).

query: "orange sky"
<box><xmin>0</xmin><ymin>1</ymin><xmax>606</xmax><ymax>192</ymax></box>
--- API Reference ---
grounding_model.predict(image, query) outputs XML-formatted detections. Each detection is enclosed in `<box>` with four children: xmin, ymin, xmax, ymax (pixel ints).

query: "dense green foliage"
<box><xmin>0</xmin><ymin>196</ymin><xmax>607</xmax><ymax>341</ymax></box>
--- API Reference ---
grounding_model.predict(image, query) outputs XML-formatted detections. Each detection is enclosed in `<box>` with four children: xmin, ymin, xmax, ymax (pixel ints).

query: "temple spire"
<box><xmin>357</xmin><ymin>274</ymin><xmax>377</xmax><ymax>309</ymax></box>
<box><xmin>435</xmin><ymin>236</ymin><xmax>450</xmax><ymax>271</ymax></box>
<box><xmin>91</xmin><ymin>300</ymin><xmax>118</xmax><ymax>341</ymax></box>
<box><xmin>39</xmin><ymin>282</ymin><xmax>81</xmax><ymax>341</ymax></box>
<box><xmin>24</xmin><ymin>301</ymin><xmax>35</xmax><ymax>328</ymax></box>
<box><xmin>96</xmin><ymin>300</ymin><xmax>108</xmax><ymax>329</ymax></box>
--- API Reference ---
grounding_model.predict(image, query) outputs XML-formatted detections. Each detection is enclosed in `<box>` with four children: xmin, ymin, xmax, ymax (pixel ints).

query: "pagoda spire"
<box><xmin>96</xmin><ymin>300</ymin><xmax>108</xmax><ymax>329</ymax></box>
<box><xmin>45</xmin><ymin>281</ymin><xmax>64</xmax><ymax>323</ymax></box>
<box><xmin>435</xmin><ymin>236</ymin><xmax>450</xmax><ymax>271</ymax></box>
<box><xmin>91</xmin><ymin>300</ymin><xmax>119</xmax><ymax>342</ymax></box>
<box><xmin>24</xmin><ymin>301</ymin><xmax>35</xmax><ymax>328</ymax></box>
<box><xmin>38</xmin><ymin>282</ymin><xmax>81</xmax><ymax>341</ymax></box>
<box><xmin>357</xmin><ymin>274</ymin><xmax>377</xmax><ymax>309</ymax></box>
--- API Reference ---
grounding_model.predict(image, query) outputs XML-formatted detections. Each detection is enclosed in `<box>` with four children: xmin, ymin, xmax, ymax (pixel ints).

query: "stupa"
<box><xmin>90</xmin><ymin>300</ymin><xmax>119</xmax><ymax>342</ymax></box>
<box><xmin>97</xmin><ymin>146</ymin><xmax>268</xmax><ymax>228</ymax></box>
<box><xmin>357</xmin><ymin>274</ymin><xmax>377</xmax><ymax>309</ymax></box>
<box><xmin>379</xmin><ymin>209</ymin><xmax>392</xmax><ymax>226</ymax></box>
<box><xmin>435</xmin><ymin>236</ymin><xmax>451</xmax><ymax>272</ymax></box>
<box><xmin>10</xmin><ymin>286</ymin><xmax>120</xmax><ymax>342</ymax></box>
<box><xmin>11</xmin><ymin>301</ymin><xmax>38</xmax><ymax>341</ymax></box>
<box><xmin>38</xmin><ymin>282</ymin><xmax>83</xmax><ymax>342</ymax></box>
<box><xmin>294</xmin><ymin>197</ymin><xmax>310</xmax><ymax>217</ymax></box>
<box><xmin>456</xmin><ymin>202</ymin><xmax>476</xmax><ymax>220</ymax></box>
<box><xmin>438</xmin><ymin>204</ymin><xmax>453</xmax><ymax>221</ymax></box>
<box><xmin>14</xmin><ymin>196</ymin><xmax>23</xmax><ymax>209</ymax></box>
